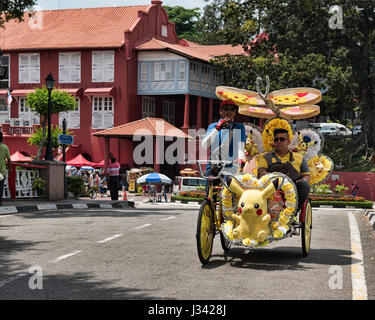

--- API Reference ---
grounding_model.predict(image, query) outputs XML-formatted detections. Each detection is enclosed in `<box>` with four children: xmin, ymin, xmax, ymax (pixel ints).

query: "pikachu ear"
<box><xmin>262</xmin><ymin>179</ymin><xmax>278</xmax><ymax>199</ymax></box>
<box><xmin>226</xmin><ymin>177</ymin><xmax>244</xmax><ymax>197</ymax></box>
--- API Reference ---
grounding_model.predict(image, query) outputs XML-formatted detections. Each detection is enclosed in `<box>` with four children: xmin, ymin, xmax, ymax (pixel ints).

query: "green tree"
<box><xmin>26</xmin><ymin>87</ymin><xmax>77</xmax><ymax>159</ymax></box>
<box><xmin>0</xmin><ymin>0</ymin><xmax>36</xmax><ymax>28</ymax></box>
<box><xmin>208</xmin><ymin>0</ymin><xmax>375</xmax><ymax>154</ymax></box>
<box><xmin>163</xmin><ymin>5</ymin><xmax>202</xmax><ymax>42</ymax></box>
<box><xmin>27</xmin><ymin>125</ymin><xmax>73</xmax><ymax>150</ymax></box>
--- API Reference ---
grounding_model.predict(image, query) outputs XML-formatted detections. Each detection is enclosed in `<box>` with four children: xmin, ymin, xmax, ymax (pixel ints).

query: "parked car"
<box><xmin>320</xmin><ymin>125</ymin><xmax>339</xmax><ymax>136</ymax></box>
<box><xmin>319</xmin><ymin>123</ymin><xmax>351</xmax><ymax>136</ymax></box>
<box><xmin>172</xmin><ymin>176</ymin><xmax>207</xmax><ymax>195</ymax></box>
<box><xmin>353</xmin><ymin>125</ymin><xmax>362</xmax><ymax>135</ymax></box>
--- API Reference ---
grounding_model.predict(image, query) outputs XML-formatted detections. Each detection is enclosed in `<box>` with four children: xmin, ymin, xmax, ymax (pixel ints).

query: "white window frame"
<box><xmin>59</xmin><ymin>97</ymin><xmax>80</xmax><ymax>129</ymax></box>
<box><xmin>92</xmin><ymin>51</ymin><xmax>114</xmax><ymax>82</ymax></box>
<box><xmin>142</xmin><ymin>96</ymin><xmax>155</xmax><ymax>118</ymax></box>
<box><xmin>18</xmin><ymin>97</ymin><xmax>39</xmax><ymax>126</ymax></box>
<box><xmin>161</xmin><ymin>24</ymin><xmax>168</xmax><ymax>38</ymax></box>
<box><xmin>140</xmin><ymin>62</ymin><xmax>148</xmax><ymax>81</ymax></box>
<box><xmin>59</xmin><ymin>52</ymin><xmax>81</xmax><ymax>83</ymax></box>
<box><xmin>151</xmin><ymin>61</ymin><xmax>174</xmax><ymax>81</ymax></box>
<box><xmin>0</xmin><ymin>54</ymin><xmax>10</xmax><ymax>89</ymax></box>
<box><xmin>178</xmin><ymin>61</ymin><xmax>186</xmax><ymax>80</ymax></box>
<box><xmin>163</xmin><ymin>100</ymin><xmax>175</xmax><ymax>125</ymax></box>
<box><xmin>92</xmin><ymin>96</ymin><xmax>114</xmax><ymax>129</ymax></box>
<box><xmin>19</xmin><ymin>53</ymin><xmax>40</xmax><ymax>84</ymax></box>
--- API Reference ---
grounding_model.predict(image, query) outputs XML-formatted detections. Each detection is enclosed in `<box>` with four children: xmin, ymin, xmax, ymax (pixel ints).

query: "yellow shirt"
<box><xmin>256</xmin><ymin>151</ymin><xmax>310</xmax><ymax>175</ymax></box>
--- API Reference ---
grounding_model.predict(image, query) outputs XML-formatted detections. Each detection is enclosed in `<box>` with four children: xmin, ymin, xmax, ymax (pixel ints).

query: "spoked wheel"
<box><xmin>89</xmin><ymin>189</ymin><xmax>97</xmax><ymax>199</ymax></box>
<box><xmin>196</xmin><ymin>200</ymin><xmax>215</xmax><ymax>265</ymax></box>
<box><xmin>220</xmin><ymin>230</ymin><xmax>231</xmax><ymax>253</ymax></box>
<box><xmin>301</xmin><ymin>200</ymin><xmax>312</xmax><ymax>257</ymax></box>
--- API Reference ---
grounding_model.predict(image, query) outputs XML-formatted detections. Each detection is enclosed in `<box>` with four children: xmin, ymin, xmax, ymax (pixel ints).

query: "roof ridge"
<box><xmin>30</xmin><ymin>5</ymin><xmax>149</xmax><ymax>12</ymax></box>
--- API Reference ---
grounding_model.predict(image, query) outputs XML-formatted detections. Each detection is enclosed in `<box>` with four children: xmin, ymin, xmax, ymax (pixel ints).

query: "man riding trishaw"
<box><xmin>196</xmin><ymin>77</ymin><xmax>334</xmax><ymax>264</ymax></box>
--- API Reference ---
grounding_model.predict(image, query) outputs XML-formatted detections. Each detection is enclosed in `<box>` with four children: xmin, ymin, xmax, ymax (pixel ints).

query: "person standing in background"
<box><xmin>0</xmin><ymin>132</ymin><xmax>11</xmax><ymax>205</ymax></box>
<box><xmin>107</xmin><ymin>157</ymin><xmax>120</xmax><ymax>200</ymax></box>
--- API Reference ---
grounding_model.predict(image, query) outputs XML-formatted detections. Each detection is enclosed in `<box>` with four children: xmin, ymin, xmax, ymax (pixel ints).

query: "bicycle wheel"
<box><xmin>196</xmin><ymin>200</ymin><xmax>214</xmax><ymax>265</ymax></box>
<box><xmin>301</xmin><ymin>200</ymin><xmax>312</xmax><ymax>257</ymax></box>
<box><xmin>89</xmin><ymin>189</ymin><xmax>97</xmax><ymax>199</ymax></box>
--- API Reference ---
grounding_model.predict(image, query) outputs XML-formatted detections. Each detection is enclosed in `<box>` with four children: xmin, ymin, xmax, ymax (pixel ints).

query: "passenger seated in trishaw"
<box><xmin>196</xmin><ymin>77</ymin><xmax>334</xmax><ymax>264</ymax></box>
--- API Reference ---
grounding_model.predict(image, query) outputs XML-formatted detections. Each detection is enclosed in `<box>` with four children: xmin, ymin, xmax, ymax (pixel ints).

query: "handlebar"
<box><xmin>186</xmin><ymin>160</ymin><xmax>234</xmax><ymax>181</ymax></box>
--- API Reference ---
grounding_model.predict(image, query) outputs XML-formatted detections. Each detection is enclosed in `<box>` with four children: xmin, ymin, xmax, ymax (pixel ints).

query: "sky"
<box><xmin>35</xmin><ymin>0</ymin><xmax>208</xmax><ymax>11</ymax></box>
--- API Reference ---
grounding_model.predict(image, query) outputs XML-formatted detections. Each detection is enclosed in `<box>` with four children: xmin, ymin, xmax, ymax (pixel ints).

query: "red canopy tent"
<box><xmin>10</xmin><ymin>151</ymin><xmax>32</xmax><ymax>162</ymax></box>
<box><xmin>93</xmin><ymin>160</ymin><xmax>104</xmax><ymax>168</ymax></box>
<box><xmin>66</xmin><ymin>154</ymin><xmax>95</xmax><ymax>167</ymax></box>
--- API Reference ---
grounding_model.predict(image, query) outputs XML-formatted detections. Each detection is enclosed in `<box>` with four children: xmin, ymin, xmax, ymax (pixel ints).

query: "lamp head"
<box><xmin>45</xmin><ymin>72</ymin><xmax>55</xmax><ymax>90</ymax></box>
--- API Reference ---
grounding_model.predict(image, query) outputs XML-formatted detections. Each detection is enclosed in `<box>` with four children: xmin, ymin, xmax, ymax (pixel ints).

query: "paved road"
<box><xmin>0</xmin><ymin>205</ymin><xmax>374</xmax><ymax>300</ymax></box>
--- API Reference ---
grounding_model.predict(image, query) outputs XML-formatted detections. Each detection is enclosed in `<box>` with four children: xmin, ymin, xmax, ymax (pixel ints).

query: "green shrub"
<box><xmin>334</xmin><ymin>184</ymin><xmax>349</xmax><ymax>195</ymax></box>
<box><xmin>67</xmin><ymin>176</ymin><xmax>85</xmax><ymax>198</ymax></box>
<box><xmin>32</xmin><ymin>178</ymin><xmax>46</xmax><ymax>198</ymax></box>
<box><xmin>311</xmin><ymin>200</ymin><xmax>373</xmax><ymax>209</ymax></box>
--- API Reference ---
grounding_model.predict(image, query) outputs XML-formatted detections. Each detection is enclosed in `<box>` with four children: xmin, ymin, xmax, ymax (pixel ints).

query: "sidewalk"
<box><xmin>0</xmin><ymin>191</ymin><xmax>199</xmax><ymax>215</ymax></box>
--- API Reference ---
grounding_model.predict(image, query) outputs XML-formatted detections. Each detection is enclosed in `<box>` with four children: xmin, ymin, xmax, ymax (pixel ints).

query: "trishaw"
<box><xmin>196</xmin><ymin>77</ymin><xmax>334</xmax><ymax>265</ymax></box>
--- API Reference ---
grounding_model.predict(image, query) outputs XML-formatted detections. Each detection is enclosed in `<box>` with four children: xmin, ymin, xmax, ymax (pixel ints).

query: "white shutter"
<box><xmin>140</xmin><ymin>63</ymin><xmax>147</xmax><ymax>81</ymax></box>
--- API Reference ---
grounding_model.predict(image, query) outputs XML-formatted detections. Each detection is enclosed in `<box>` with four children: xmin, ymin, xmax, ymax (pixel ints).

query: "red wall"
<box><xmin>326</xmin><ymin>171</ymin><xmax>375</xmax><ymax>201</ymax></box>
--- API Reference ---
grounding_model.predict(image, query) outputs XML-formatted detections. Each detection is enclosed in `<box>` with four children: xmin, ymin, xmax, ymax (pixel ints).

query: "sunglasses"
<box><xmin>222</xmin><ymin>107</ymin><xmax>236</xmax><ymax>112</ymax></box>
<box><xmin>274</xmin><ymin>137</ymin><xmax>287</xmax><ymax>142</ymax></box>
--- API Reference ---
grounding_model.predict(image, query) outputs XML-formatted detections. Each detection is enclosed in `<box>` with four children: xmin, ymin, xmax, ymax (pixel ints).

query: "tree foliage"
<box><xmin>27</xmin><ymin>125</ymin><xmax>73</xmax><ymax>149</ymax></box>
<box><xmin>205</xmin><ymin>0</ymin><xmax>375</xmax><ymax>148</ymax></box>
<box><xmin>26</xmin><ymin>87</ymin><xmax>77</xmax><ymax>120</ymax></box>
<box><xmin>26</xmin><ymin>87</ymin><xmax>77</xmax><ymax>158</ymax></box>
<box><xmin>0</xmin><ymin>0</ymin><xmax>36</xmax><ymax>28</ymax></box>
<box><xmin>163</xmin><ymin>5</ymin><xmax>202</xmax><ymax>42</ymax></box>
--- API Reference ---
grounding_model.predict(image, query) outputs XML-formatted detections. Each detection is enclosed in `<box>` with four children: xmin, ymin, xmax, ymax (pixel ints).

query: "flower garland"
<box><xmin>221</xmin><ymin>172</ymin><xmax>298</xmax><ymax>247</ymax></box>
<box><xmin>262</xmin><ymin>117</ymin><xmax>294</xmax><ymax>152</ymax></box>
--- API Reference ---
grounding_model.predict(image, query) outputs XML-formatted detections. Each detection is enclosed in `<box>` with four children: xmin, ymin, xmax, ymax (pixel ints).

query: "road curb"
<box><xmin>0</xmin><ymin>201</ymin><xmax>134</xmax><ymax>215</ymax></box>
<box><xmin>362</xmin><ymin>209</ymin><xmax>375</xmax><ymax>231</ymax></box>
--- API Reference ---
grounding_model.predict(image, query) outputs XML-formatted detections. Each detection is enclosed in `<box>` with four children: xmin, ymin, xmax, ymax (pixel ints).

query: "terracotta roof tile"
<box><xmin>0</xmin><ymin>6</ymin><xmax>149</xmax><ymax>50</ymax></box>
<box><xmin>136</xmin><ymin>38</ymin><xmax>244</xmax><ymax>62</ymax></box>
<box><xmin>93</xmin><ymin>117</ymin><xmax>192</xmax><ymax>139</ymax></box>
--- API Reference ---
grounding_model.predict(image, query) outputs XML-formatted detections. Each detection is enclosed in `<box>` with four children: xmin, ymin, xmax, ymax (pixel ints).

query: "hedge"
<box><xmin>311</xmin><ymin>200</ymin><xmax>373</xmax><ymax>209</ymax></box>
<box><xmin>171</xmin><ymin>196</ymin><xmax>204</xmax><ymax>203</ymax></box>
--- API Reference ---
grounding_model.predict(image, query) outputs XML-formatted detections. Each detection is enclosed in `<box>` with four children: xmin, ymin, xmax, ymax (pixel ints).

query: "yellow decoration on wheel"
<box><xmin>221</xmin><ymin>173</ymin><xmax>298</xmax><ymax>246</ymax></box>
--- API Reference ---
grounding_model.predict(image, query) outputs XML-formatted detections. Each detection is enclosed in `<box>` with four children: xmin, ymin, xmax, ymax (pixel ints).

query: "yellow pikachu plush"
<box><xmin>292</xmin><ymin>131</ymin><xmax>317</xmax><ymax>156</ymax></box>
<box><xmin>225</xmin><ymin>177</ymin><xmax>279</xmax><ymax>245</ymax></box>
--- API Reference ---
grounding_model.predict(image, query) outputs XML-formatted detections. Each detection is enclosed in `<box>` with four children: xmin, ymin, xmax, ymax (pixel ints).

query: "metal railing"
<box><xmin>3</xmin><ymin>163</ymin><xmax>47</xmax><ymax>199</ymax></box>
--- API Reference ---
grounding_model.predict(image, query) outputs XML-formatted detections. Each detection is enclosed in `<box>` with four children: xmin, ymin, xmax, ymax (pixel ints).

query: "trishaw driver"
<box><xmin>202</xmin><ymin>99</ymin><xmax>247</xmax><ymax>175</ymax></box>
<box><xmin>257</xmin><ymin>128</ymin><xmax>310</xmax><ymax>212</ymax></box>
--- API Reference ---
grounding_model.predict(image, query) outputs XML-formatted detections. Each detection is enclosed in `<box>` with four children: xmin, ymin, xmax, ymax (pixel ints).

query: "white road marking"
<box><xmin>348</xmin><ymin>212</ymin><xmax>368</xmax><ymax>300</ymax></box>
<box><xmin>97</xmin><ymin>234</ymin><xmax>123</xmax><ymax>243</ymax></box>
<box><xmin>161</xmin><ymin>216</ymin><xmax>176</xmax><ymax>221</ymax></box>
<box><xmin>133</xmin><ymin>224</ymin><xmax>152</xmax><ymax>230</ymax></box>
<box><xmin>49</xmin><ymin>250</ymin><xmax>82</xmax><ymax>263</ymax></box>
<box><xmin>0</xmin><ymin>274</ymin><xmax>28</xmax><ymax>288</ymax></box>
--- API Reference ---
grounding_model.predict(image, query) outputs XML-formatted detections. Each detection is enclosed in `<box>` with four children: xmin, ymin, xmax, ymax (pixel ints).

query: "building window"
<box><xmin>140</xmin><ymin>63</ymin><xmax>148</xmax><ymax>81</ymax></box>
<box><xmin>17</xmin><ymin>97</ymin><xmax>39</xmax><ymax>126</ymax></box>
<box><xmin>190</xmin><ymin>62</ymin><xmax>199</xmax><ymax>81</ymax></box>
<box><xmin>151</xmin><ymin>62</ymin><xmax>174</xmax><ymax>81</ymax></box>
<box><xmin>59</xmin><ymin>52</ymin><xmax>81</xmax><ymax>83</ymax></box>
<box><xmin>92</xmin><ymin>51</ymin><xmax>114</xmax><ymax>82</ymax></box>
<box><xmin>19</xmin><ymin>53</ymin><xmax>40</xmax><ymax>83</ymax></box>
<box><xmin>142</xmin><ymin>96</ymin><xmax>155</xmax><ymax>118</ymax></box>
<box><xmin>163</xmin><ymin>100</ymin><xmax>175</xmax><ymax>125</ymax></box>
<box><xmin>201</xmin><ymin>65</ymin><xmax>211</xmax><ymax>84</ymax></box>
<box><xmin>161</xmin><ymin>24</ymin><xmax>168</xmax><ymax>37</ymax></box>
<box><xmin>59</xmin><ymin>97</ymin><xmax>80</xmax><ymax>129</ymax></box>
<box><xmin>0</xmin><ymin>55</ymin><xmax>10</xmax><ymax>89</ymax></box>
<box><xmin>92</xmin><ymin>96</ymin><xmax>114</xmax><ymax>129</ymax></box>
<box><xmin>178</xmin><ymin>61</ymin><xmax>186</xmax><ymax>80</ymax></box>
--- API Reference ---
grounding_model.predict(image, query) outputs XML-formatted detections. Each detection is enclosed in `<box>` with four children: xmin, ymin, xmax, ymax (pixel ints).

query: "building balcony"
<box><xmin>1</xmin><ymin>123</ymin><xmax>40</xmax><ymax>136</ymax></box>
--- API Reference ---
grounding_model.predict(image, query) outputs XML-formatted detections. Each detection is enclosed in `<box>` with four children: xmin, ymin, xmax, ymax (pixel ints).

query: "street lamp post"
<box><xmin>44</xmin><ymin>73</ymin><xmax>55</xmax><ymax>161</ymax></box>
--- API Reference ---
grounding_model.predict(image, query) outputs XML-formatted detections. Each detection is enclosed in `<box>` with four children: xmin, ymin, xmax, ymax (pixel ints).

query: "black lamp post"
<box><xmin>44</xmin><ymin>72</ymin><xmax>55</xmax><ymax>161</ymax></box>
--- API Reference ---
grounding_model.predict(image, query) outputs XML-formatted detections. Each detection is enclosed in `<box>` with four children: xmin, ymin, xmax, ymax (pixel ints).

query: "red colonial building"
<box><xmin>0</xmin><ymin>0</ymin><xmax>246</xmax><ymax>174</ymax></box>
